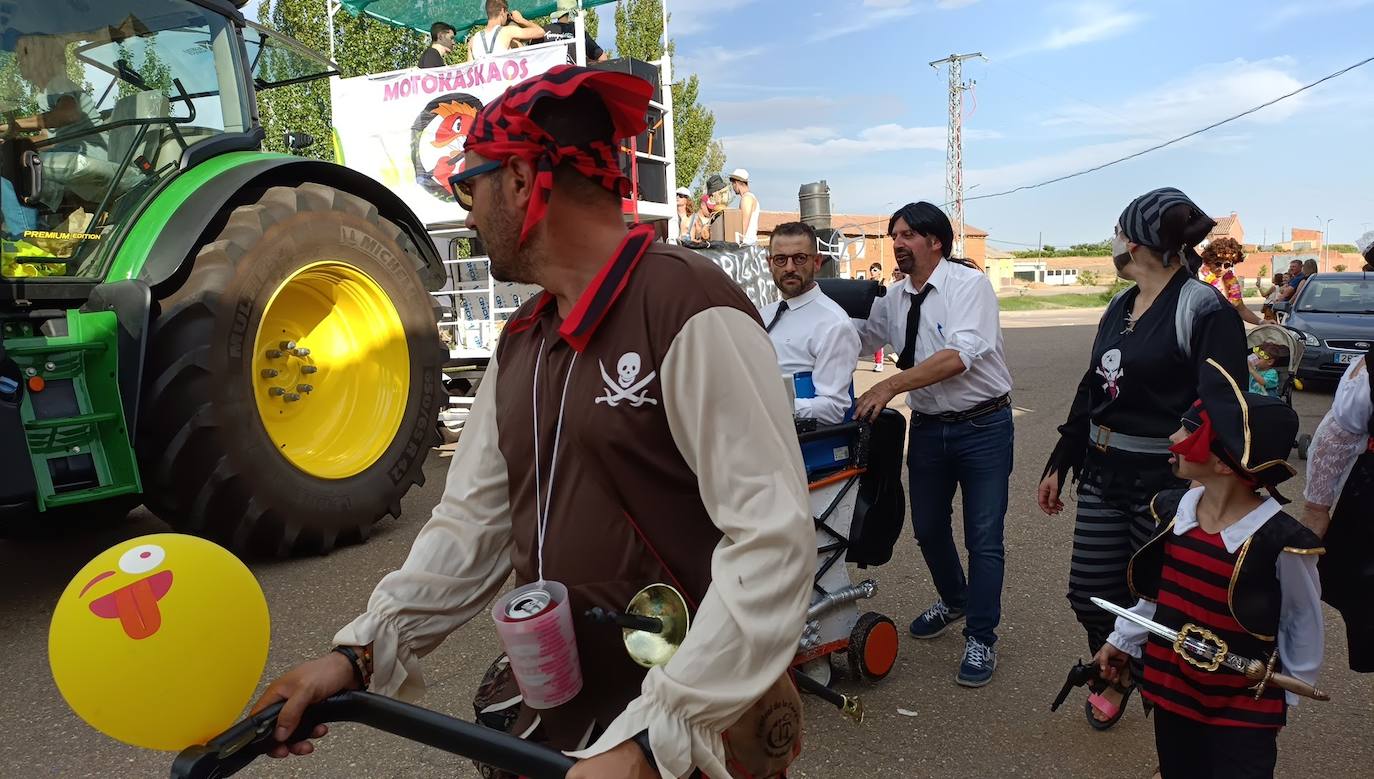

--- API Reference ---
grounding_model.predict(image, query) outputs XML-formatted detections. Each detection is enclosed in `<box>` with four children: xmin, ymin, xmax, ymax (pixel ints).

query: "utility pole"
<box><xmin>930</xmin><ymin>52</ymin><xmax>985</xmax><ymax>258</ymax></box>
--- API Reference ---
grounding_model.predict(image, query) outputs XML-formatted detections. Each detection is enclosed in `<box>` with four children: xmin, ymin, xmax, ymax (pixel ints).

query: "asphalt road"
<box><xmin>4</xmin><ymin>314</ymin><xmax>1371</xmax><ymax>779</ymax></box>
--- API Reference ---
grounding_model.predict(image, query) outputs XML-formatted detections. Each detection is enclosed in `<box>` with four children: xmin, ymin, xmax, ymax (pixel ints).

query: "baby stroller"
<box><xmin>784</xmin><ymin>279</ymin><xmax>907</xmax><ymax>721</ymax></box>
<box><xmin>1247</xmin><ymin>325</ymin><xmax>1310</xmax><ymax>457</ymax></box>
<box><xmin>1247</xmin><ymin>324</ymin><xmax>1304</xmax><ymax>405</ymax></box>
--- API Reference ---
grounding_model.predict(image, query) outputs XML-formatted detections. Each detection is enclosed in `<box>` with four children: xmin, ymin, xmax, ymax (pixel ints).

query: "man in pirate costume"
<box><xmin>1094</xmin><ymin>361</ymin><xmax>1326</xmax><ymax>779</ymax></box>
<box><xmin>1301</xmin><ymin>341</ymin><xmax>1374</xmax><ymax>673</ymax></box>
<box><xmin>1036</xmin><ymin>187</ymin><xmax>1249</xmax><ymax>728</ymax></box>
<box><xmin>250</xmin><ymin>66</ymin><xmax>813</xmax><ymax>779</ymax></box>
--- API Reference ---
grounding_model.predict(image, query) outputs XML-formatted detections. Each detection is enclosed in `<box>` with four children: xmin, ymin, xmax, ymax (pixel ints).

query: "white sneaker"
<box><xmin>873</xmin><ymin>363</ymin><xmax>884</xmax><ymax>372</ymax></box>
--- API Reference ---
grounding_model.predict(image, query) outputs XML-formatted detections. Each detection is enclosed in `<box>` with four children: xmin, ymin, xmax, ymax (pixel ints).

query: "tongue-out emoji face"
<box><xmin>49</xmin><ymin>533</ymin><xmax>270</xmax><ymax>751</ymax></box>
<box><xmin>84</xmin><ymin>544</ymin><xmax>174</xmax><ymax>639</ymax></box>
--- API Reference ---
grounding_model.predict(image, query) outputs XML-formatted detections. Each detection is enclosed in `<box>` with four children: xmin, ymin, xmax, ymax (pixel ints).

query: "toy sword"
<box><xmin>1091</xmin><ymin>597</ymin><xmax>1329</xmax><ymax>702</ymax></box>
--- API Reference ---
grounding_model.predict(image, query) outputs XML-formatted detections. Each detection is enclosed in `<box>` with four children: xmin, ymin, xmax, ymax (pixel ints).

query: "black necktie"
<box><xmin>896</xmin><ymin>286</ymin><xmax>933</xmax><ymax>370</ymax></box>
<box><xmin>765</xmin><ymin>300</ymin><xmax>790</xmax><ymax>333</ymax></box>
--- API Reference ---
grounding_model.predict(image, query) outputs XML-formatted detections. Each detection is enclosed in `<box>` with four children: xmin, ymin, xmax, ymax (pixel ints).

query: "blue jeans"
<box><xmin>906</xmin><ymin>405</ymin><xmax>1013</xmax><ymax>645</ymax></box>
<box><xmin>1</xmin><ymin>178</ymin><xmax>39</xmax><ymax>239</ymax></box>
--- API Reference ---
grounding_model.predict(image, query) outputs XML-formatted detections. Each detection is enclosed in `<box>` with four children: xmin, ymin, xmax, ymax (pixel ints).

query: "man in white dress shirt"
<box><xmin>853</xmin><ymin>201</ymin><xmax>1014</xmax><ymax>687</ymax></box>
<box><xmin>759</xmin><ymin>221</ymin><xmax>861</xmax><ymax>425</ymax></box>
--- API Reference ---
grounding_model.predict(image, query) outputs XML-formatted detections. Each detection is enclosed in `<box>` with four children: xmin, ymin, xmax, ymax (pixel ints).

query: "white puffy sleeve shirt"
<box><xmin>334</xmin><ymin>309</ymin><xmax>812</xmax><ymax>779</ymax></box>
<box><xmin>1305</xmin><ymin>356</ymin><xmax>1371</xmax><ymax>507</ymax></box>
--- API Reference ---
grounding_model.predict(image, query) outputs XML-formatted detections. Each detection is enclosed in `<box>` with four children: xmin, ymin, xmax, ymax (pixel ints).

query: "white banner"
<box><xmin>330</xmin><ymin>45</ymin><xmax>567</xmax><ymax>227</ymax></box>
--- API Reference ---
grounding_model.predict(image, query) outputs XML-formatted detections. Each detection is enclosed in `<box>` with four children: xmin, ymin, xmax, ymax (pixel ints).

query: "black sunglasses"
<box><xmin>448</xmin><ymin>159</ymin><xmax>503</xmax><ymax>209</ymax></box>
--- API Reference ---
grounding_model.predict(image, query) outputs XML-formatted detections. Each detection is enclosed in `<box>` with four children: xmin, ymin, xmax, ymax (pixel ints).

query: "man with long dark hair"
<box><xmin>853</xmin><ymin>201</ymin><xmax>1014</xmax><ymax>687</ymax></box>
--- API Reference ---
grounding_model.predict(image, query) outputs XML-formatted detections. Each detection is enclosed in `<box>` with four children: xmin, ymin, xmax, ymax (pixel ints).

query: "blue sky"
<box><xmin>601</xmin><ymin>0</ymin><xmax>1374</xmax><ymax>248</ymax></box>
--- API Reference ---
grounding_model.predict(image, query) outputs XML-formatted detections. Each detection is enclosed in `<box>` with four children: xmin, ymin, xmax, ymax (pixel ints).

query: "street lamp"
<box><xmin>1323</xmin><ymin>218</ymin><xmax>1334</xmax><ymax>271</ymax></box>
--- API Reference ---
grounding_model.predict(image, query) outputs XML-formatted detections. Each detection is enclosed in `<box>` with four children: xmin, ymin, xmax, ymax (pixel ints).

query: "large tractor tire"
<box><xmin>136</xmin><ymin>183</ymin><xmax>444</xmax><ymax>556</ymax></box>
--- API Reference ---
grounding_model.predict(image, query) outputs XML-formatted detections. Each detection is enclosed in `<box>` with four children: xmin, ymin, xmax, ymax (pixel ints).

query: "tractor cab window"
<box><xmin>243</xmin><ymin>21</ymin><xmax>339</xmax><ymax>91</ymax></box>
<box><xmin>1</xmin><ymin>0</ymin><xmax>251</xmax><ymax>281</ymax></box>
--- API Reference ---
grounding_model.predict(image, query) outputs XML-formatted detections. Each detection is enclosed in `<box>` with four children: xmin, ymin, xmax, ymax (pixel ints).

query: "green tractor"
<box><xmin>0</xmin><ymin>0</ymin><xmax>446</xmax><ymax>555</ymax></box>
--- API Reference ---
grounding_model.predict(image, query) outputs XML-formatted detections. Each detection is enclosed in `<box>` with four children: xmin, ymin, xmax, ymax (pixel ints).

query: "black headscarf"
<box><xmin>1117</xmin><ymin>187</ymin><xmax>1216</xmax><ymax>272</ymax></box>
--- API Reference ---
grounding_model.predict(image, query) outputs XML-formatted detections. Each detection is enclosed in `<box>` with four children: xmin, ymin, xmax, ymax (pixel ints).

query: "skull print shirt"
<box><xmin>1043</xmin><ymin>269</ymin><xmax>1249</xmax><ymax>481</ymax></box>
<box><xmin>334</xmin><ymin>226</ymin><xmax>813</xmax><ymax>779</ymax></box>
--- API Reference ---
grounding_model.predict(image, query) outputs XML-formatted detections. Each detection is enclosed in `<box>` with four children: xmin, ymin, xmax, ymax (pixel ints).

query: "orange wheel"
<box><xmin>849</xmin><ymin>612</ymin><xmax>899</xmax><ymax>682</ymax></box>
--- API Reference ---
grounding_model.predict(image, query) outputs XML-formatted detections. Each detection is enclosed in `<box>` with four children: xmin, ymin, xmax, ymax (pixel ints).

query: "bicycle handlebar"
<box><xmin>169</xmin><ymin>691</ymin><xmax>574</xmax><ymax>779</ymax></box>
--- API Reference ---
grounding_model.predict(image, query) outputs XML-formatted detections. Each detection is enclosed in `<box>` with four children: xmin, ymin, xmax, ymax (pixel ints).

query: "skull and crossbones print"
<box><xmin>596</xmin><ymin>352</ymin><xmax>658</xmax><ymax>407</ymax></box>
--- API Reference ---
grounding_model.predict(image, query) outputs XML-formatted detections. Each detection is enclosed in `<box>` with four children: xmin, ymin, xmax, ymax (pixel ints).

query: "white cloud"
<box><xmin>669</xmin><ymin>0</ymin><xmax>760</xmax><ymax>35</ymax></box>
<box><xmin>711</xmin><ymin>96</ymin><xmax>843</xmax><ymax>126</ymax></box>
<box><xmin>863</xmin><ymin>0</ymin><xmax>981</xmax><ymax>7</ymax></box>
<box><xmin>710</xmin><ymin>92</ymin><xmax>909</xmax><ymax>126</ymax></box>
<box><xmin>720</xmin><ymin>123</ymin><xmax>999</xmax><ymax>171</ymax></box>
<box><xmin>673</xmin><ymin>45</ymin><xmax>768</xmax><ymax>86</ymax></box>
<box><xmin>1005</xmin><ymin>1</ymin><xmax>1145</xmax><ymax>57</ymax></box>
<box><xmin>811</xmin><ymin>0</ymin><xmax>978</xmax><ymax>42</ymax></box>
<box><xmin>1041</xmin><ymin>57</ymin><xmax>1309</xmax><ymax>138</ymax></box>
<box><xmin>1266</xmin><ymin>0</ymin><xmax>1374</xmax><ymax>26</ymax></box>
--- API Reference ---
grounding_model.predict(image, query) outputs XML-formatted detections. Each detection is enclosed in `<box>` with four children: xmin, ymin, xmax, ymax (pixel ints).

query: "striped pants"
<box><xmin>1067</xmin><ymin>475</ymin><xmax>1160</xmax><ymax>653</ymax></box>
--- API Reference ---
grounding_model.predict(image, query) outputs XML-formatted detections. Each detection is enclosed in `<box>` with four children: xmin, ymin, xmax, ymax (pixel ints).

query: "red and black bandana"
<box><xmin>463</xmin><ymin>65</ymin><xmax>653</xmax><ymax>244</ymax></box>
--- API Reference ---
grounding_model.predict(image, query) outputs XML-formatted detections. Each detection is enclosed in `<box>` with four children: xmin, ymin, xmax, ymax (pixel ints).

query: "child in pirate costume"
<box><xmin>1036</xmin><ymin>187</ymin><xmax>1249</xmax><ymax>728</ymax></box>
<box><xmin>1095</xmin><ymin>361</ymin><xmax>1325</xmax><ymax>779</ymax></box>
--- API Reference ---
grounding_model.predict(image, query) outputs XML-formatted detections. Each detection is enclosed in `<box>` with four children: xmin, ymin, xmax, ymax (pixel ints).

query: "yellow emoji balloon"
<box><xmin>48</xmin><ymin>533</ymin><xmax>270</xmax><ymax>751</ymax></box>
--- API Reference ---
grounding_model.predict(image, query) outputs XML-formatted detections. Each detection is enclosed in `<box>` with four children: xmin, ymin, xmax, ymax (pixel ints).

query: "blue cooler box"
<box><xmin>793</xmin><ymin>372</ymin><xmax>857</xmax><ymax>476</ymax></box>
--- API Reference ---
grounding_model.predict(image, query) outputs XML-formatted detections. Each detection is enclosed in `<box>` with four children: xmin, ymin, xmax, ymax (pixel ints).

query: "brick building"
<box><xmin>1285</xmin><ymin>228</ymin><xmax>1323</xmax><ymax>251</ymax></box>
<box><xmin>753</xmin><ymin>210</ymin><xmax>989</xmax><ymax>281</ymax></box>
<box><xmin>1208</xmin><ymin>211</ymin><xmax>1244</xmax><ymax>245</ymax></box>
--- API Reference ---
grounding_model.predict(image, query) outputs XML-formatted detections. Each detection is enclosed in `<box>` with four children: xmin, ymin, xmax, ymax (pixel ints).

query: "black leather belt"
<box><xmin>913</xmin><ymin>394</ymin><xmax>1011</xmax><ymax>424</ymax></box>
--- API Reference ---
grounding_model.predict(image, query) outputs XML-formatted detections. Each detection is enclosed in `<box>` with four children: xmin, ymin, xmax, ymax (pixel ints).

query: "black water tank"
<box><xmin>799</xmin><ymin>180</ymin><xmax>831</xmax><ymax>230</ymax></box>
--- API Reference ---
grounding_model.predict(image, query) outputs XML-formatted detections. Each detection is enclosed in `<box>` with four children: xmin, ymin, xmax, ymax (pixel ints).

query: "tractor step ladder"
<box><xmin>5</xmin><ymin>311</ymin><xmax>141</xmax><ymax>512</ymax></box>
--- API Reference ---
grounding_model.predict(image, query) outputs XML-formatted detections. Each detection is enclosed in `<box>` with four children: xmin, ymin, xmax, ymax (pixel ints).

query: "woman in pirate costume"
<box><xmin>1036</xmin><ymin>187</ymin><xmax>1249</xmax><ymax>728</ymax></box>
<box><xmin>1096</xmin><ymin>362</ymin><xmax>1325</xmax><ymax>779</ymax></box>
<box><xmin>1302</xmin><ymin>345</ymin><xmax>1374</xmax><ymax>672</ymax></box>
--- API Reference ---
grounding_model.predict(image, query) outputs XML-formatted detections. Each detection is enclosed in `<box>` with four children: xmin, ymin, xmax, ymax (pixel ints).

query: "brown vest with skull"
<box><xmin>491</xmin><ymin>226</ymin><xmax>766</xmax><ymax>748</ymax></box>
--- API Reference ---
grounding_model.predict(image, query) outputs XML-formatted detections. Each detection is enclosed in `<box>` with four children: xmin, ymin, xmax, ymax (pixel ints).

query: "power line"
<box><xmin>964</xmin><ymin>53</ymin><xmax>1374</xmax><ymax>204</ymax></box>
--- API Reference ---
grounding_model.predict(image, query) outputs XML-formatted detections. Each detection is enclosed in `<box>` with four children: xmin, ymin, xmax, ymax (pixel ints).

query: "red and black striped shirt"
<box><xmin>1140</xmin><ymin>527</ymin><xmax>1287</xmax><ymax>728</ymax></box>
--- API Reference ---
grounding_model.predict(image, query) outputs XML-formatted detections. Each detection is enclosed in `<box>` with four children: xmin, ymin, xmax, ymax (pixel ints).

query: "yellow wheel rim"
<box><xmin>252</xmin><ymin>261</ymin><xmax>409</xmax><ymax>479</ymax></box>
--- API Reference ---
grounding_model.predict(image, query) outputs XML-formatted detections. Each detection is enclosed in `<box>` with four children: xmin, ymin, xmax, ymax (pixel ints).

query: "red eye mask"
<box><xmin>1169</xmin><ymin>409</ymin><xmax>1215</xmax><ymax>464</ymax></box>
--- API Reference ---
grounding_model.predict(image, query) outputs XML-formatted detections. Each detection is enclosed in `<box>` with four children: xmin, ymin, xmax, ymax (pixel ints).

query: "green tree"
<box><xmin>0</xmin><ymin>53</ymin><xmax>36</xmax><ymax>114</ymax></box>
<box><xmin>697</xmin><ymin>139</ymin><xmax>725</xmax><ymax>194</ymax></box>
<box><xmin>586</xmin><ymin>8</ymin><xmax>602</xmax><ymax>41</ymax></box>
<box><xmin>114</xmin><ymin>38</ymin><xmax>174</xmax><ymax>99</ymax></box>
<box><xmin>256</xmin><ymin>0</ymin><xmax>434</xmax><ymax>160</ymax></box>
<box><xmin>614</xmin><ymin>0</ymin><xmax>717</xmax><ymax>189</ymax></box>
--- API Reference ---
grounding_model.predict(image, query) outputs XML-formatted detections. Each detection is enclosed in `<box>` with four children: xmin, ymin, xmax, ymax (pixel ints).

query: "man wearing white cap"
<box><xmin>730</xmin><ymin>168</ymin><xmax>760</xmax><ymax>245</ymax></box>
<box><xmin>540</xmin><ymin>0</ymin><xmax>608</xmax><ymax>63</ymax></box>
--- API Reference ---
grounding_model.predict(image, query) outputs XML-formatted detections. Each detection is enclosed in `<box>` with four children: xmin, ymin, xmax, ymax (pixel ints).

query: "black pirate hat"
<box><xmin>1171</xmin><ymin>358</ymin><xmax>1298</xmax><ymax>493</ymax></box>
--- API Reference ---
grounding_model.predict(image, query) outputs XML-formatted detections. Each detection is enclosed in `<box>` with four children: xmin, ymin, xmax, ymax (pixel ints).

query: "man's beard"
<box><xmin>483</xmin><ymin>190</ymin><xmax>539</xmax><ymax>284</ymax></box>
<box><xmin>778</xmin><ymin>273</ymin><xmax>807</xmax><ymax>298</ymax></box>
<box><xmin>894</xmin><ymin>250</ymin><xmax>914</xmax><ymax>273</ymax></box>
